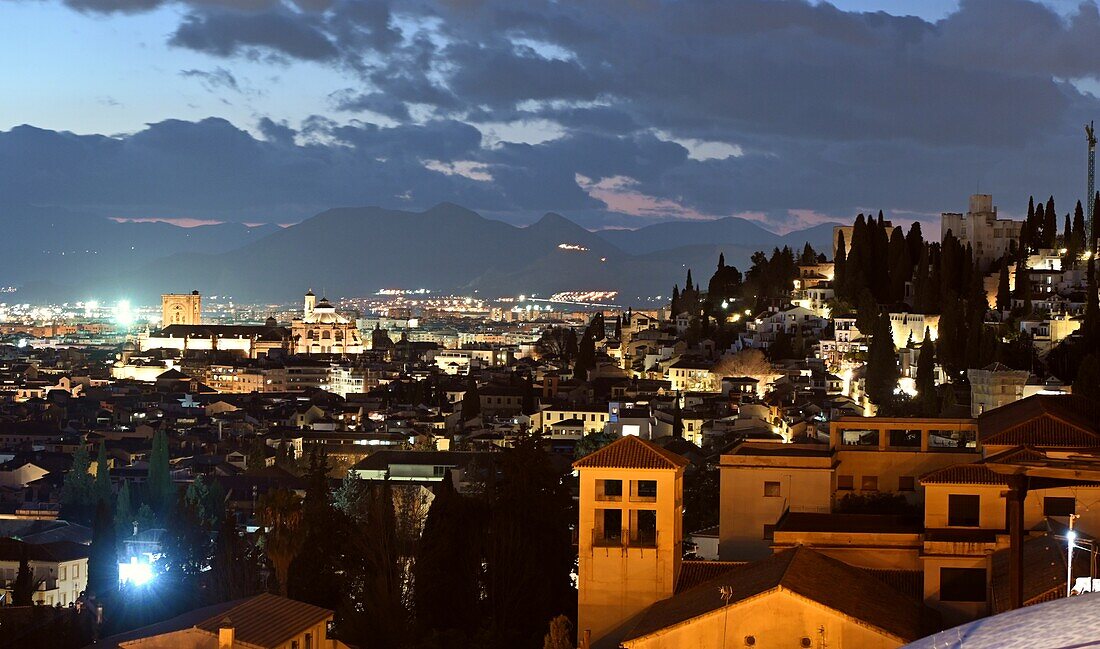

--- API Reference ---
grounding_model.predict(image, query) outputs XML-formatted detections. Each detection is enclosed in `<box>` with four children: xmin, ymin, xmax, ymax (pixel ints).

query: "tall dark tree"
<box><xmin>887</xmin><ymin>227</ymin><xmax>912</xmax><ymax>303</ymax></box>
<box><xmin>60</xmin><ymin>443</ymin><xmax>95</xmax><ymax>524</ymax></box>
<box><xmin>865</xmin><ymin>312</ymin><xmax>899</xmax><ymax>407</ymax></box>
<box><xmin>833</xmin><ymin>231</ymin><xmax>848</xmax><ymax>300</ymax></box>
<box><xmin>12</xmin><ymin>547</ymin><xmax>38</xmax><ymax>606</ymax></box>
<box><xmin>414</xmin><ymin>473</ymin><xmax>483</xmax><ymax>638</ymax></box>
<box><xmin>87</xmin><ymin>500</ymin><xmax>119</xmax><ymax>599</ymax></box>
<box><xmin>114</xmin><ymin>479</ymin><xmax>134</xmax><ymax>540</ymax></box>
<box><xmin>996</xmin><ymin>263</ymin><xmax>1012</xmax><ymax>311</ymax></box>
<box><xmin>94</xmin><ymin>441</ymin><xmax>112</xmax><ymax>505</ymax></box>
<box><xmin>1074</xmin><ymin>354</ymin><xmax>1100</xmax><ymax>403</ymax></box>
<box><xmin>915</xmin><ymin>329</ymin><xmax>937</xmax><ymax>417</ymax></box>
<box><xmin>484</xmin><ymin>434</ymin><xmax>573</xmax><ymax>649</ymax></box>
<box><xmin>937</xmin><ymin>291</ymin><xmax>967</xmax><ymax>377</ymax></box>
<box><xmin>573</xmin><ymin>329</ymin><xmax>596</xmax><ymax>380</ymax></box>
<box><xmin>461</xmin><ymin>376</ymin><xmax>481</xmax><ymax>422</ymax></box>
<box><xmin>147</xmin><ymin>430</ymin><xmax>174</xmax><ymax>520</ymax></box>
<box><xmin>1044</xmin><ymin>196</ymin><xmax>1057</xmax><ymax>248</ymax></box>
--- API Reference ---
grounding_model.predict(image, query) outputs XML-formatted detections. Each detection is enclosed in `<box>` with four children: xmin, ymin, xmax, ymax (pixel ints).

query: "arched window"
<box><xmin>322</xmin><ymin>330</ymin><xmax>331</xmax><ymax>340</ymax></box>
<box><xmin>307</xmin><ymin>330</ymin><xmax>316</xmax><ymax>340</ymax></box>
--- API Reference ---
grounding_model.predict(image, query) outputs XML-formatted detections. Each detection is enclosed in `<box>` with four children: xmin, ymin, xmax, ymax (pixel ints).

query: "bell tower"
<box><xmin>161</xmin><ymin>290</ymin><xmax>201</xmax><ymax>327</ymax></box>
<box><xmin>304</xmin><ymin>289</ymin><xmax>316</xmax><ymax>320</ymax></box>
<box><xmin>574</xmin><ymin>436</ymin><xmax>688</xmax><ymax>649</ymax></box>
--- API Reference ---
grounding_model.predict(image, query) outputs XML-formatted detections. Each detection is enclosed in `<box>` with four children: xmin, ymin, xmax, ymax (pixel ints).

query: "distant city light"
<box><xmin>114</xmin><ymin>300</ymin><xmax>135</xmax><ymax>327</ymax></box>
<box><xmin>557</xmin><ymin>243</ymin><xmax>589</xmax><ymax>251</ymax></box>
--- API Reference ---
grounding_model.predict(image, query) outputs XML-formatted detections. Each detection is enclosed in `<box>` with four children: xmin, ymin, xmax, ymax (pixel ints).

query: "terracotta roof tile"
<box><xmin>979</xmin><ymin>395</ymin><xmax>1100</xmax><ymax>448</ymax></box>
<box><xmin>623</xmin><ymin>546</ymin><xmax>938</xmax><ymax>643</ymax></box>
<box><xmin>921</xmin><ymin>463</ymin><xmax>1009</xmax><ymax>486</ymax></box>
<box><xmin>573</xmin><ymin>435</ymin><xmax>690</xmax><ymax>470</ymax></box>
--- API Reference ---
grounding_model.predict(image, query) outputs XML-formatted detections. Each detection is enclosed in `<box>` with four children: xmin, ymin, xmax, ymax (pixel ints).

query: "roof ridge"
<box><xmin>573</xmin><ymin>435</ymin><xmax>690</xmax><ymax>470</ymax></box>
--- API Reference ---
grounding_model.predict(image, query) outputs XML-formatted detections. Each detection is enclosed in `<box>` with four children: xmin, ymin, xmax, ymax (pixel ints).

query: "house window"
<box><xmin>632</xmin><ymin>480</ymin><xmax>657</xmax><ymax>501</ymax></box>
<box><xmin>1044</xmin><ymin>497</ymin><xmax>1076</xmax><ymax>517</ymax></box>
<box><xmin>631</xmin><ymin>509</ymin><xmax>658</xmax><ymax>546</ymax></box>
<box><xmin>305</xmin><ymin>633</ymin><xmax>312</xmax><ymax>649</ymax></box>
<box><xmin>948</xmin><ymin>494</ymin><xmax>981</xmax><ymax>527</ymax></box>
<box><xmin>899</xmin><ymin>476</ymin><xmax>916</xmax><ymax>492</ymax></box>
<box><xmin>837</xmin><ymin>475</ymin><xmax>854</xmax><ymax>490</ymax></box>
<box><xmin>861</xmin><ymin>475</ymin><xmax>879</xmax><ymax>491</ymax></box>
<box><xmin>597</xmin><ymin>479</ymin><xmax>623</xmax><ymax>501</ymax></box>
<box><xmin>599</xmin><ymin>509</ymin><xmax>623</xmax><ymax>545</ymax></box>
<box><xmin>763</xmin><ymin>524</ymin><xmax>775</xmax><ymax>541</ymax></box>
<box><xmin>940</xmin><ymin>567</ymin><xmax>987</xmax><ymax>602</ymax></box>
<box><xmin>763</xmin><ymin>481</ymin><xmax>782</xmax><ymax>497</ymax></box>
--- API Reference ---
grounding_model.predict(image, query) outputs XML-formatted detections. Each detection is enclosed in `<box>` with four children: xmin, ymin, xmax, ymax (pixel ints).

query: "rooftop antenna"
<box><xmin>1087</xmin><ymin>122</ymin><xmax>1096</xmax><ymax>252</ymax></box>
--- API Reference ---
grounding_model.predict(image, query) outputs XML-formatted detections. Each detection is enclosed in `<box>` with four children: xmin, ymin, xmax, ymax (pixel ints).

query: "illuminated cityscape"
<box><xmin>5</xmin><ymin>2</ymin><xmax>1100</xmax><ymax>649</ymax></box>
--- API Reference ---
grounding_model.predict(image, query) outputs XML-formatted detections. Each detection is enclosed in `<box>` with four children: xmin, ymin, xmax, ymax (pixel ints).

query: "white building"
<box><xmin>0</xmin><ymin>539</ymin><xmax>88</xmax><ymax>607</ymax></box>
<box><xmin>291</xmin><ymin>291</ymin><xmax>363</xmax><ymax>355</ymax></box>
<box><xmin>941</xmin><ymin>194</ymin><xmax>1024</xmax><ymax>270</ymax></box>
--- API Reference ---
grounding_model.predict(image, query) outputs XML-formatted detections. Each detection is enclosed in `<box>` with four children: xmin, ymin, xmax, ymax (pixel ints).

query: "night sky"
<box><xmin>1</xmin><ymin>0</ymin><xmax>1098</xmax><ymax>232</ymax></box>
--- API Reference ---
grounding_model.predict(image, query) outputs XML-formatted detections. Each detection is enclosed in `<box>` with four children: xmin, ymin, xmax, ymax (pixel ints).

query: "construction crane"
<box><xmin>1088</xmin><ymin>121</ymin><xmax>1097</xmax><ymax>253</ymax></box>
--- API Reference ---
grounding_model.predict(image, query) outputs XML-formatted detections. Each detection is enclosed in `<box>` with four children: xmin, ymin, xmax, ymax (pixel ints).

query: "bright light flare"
<box><xmin>114</xmin><ymin>300</ymin><xmax>135</xmax><ymax>327</ymax></box>
<box><xmin>119</xmin><ymin>557</ymin><xmax>154</xmax><ymax>586</ymax></box>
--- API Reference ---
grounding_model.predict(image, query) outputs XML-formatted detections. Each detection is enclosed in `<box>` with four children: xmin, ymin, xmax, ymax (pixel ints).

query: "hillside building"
<box><xmin>941</xmin><ymin>194</ymin><xmax>1024</xmax><ymax>270</ymax></box>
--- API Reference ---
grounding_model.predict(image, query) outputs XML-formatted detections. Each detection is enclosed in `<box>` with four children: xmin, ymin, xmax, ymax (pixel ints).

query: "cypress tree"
<box><xmin>1034</xmin><ymin>202</ymin><xmax>1046</xmax><ymax>251</ymax></box>
<box><xmin>1075</xmin><ymin>354</ymin><xmax>1100</xmax><ymax>403</ymax></box>
<box><xmin>865</xmin><ymin>312</ymin><xmax>899</xmax><ymax>407</ymax></box>
<box><xmin>915</xmin><ymin>329</ymin><xmax>937</xmax><ymax>417</ymax></box>
<box><xmin>115</xmin><ymin>480</ymin><xmax>134</xmax><ymax>539</ymax></box>
<box><xmin>147</xmin><ymin>430</ymin><xmax>174</xmax><ymax>520</ymax></box>
<box><xmin>1045</xmin><ymin>196</ymin><xmax>1057</xmax><ymax>248</ymax></box>
<box><xmin>414</xmin><ymin>473</ymin><xmax>482</xmax><ymax>636</ymax></box>
<box><xmin>937</xmin><ymin>292</ymin><xmax>965</xmax><ymax>377</ymax></box>
<box><xmin>12</xmin><ymin>549</ymin><xmax>37</xmax><ymax>606</ymax></box>
<box><xmin>906</xmin><ymin>222</ymin><xmax>924</xmax><ymax>264</ymax></box>
<box><xmin>461</xmin><ymin>376</ymin><xmax>481</xmax><ymax>422</ymax></box>
<box><xmin>834</xmin><ymin>231</ymin><xmax>848</xmax><ymax>301</ymax></box>
<box><xmin>996</xmin><ymin>263</ymin><xmax>1012</xmax><ymax>311</ymax></box>
<box><xmin>912</xmin><ymin>244</ymin><xmax>931</xmax><ymax>313</ymax></box>
<box><xmin>87</xmin><ymin>500</ymin><xmax>119</xmax><ymax>599</ymax></box>
<box><xmin>1073</xmin><ymin>200</ymin><xmax>1086</xmax><ymax>266</ymax></box>
<box><xmin>887</xmin><ymin>227</ymin><xmax>912</xmax><ymax>304</ymax></box>
<box><xmin>61</xmin><ymin>443</ymin><xmax>95</xmax><ymax>524</ymax></box>
<box><xmin>573</xmin><ymin>329</ymin><xmax>596</xmax><ymax>380</ymax></box>
<box><xmin>670</xmin><ymin>285</ymin><xmax>681</xmax><ymax>316</ymax></box>
<box><xmin>94</xmin><ymin>441</ymin><xmax>112</xmax><ymax>506</ymax></box>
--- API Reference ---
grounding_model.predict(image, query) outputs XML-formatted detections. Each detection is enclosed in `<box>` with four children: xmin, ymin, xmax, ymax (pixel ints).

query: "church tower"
<box><xmin>304</xmin><ymin>289</ymin><xmax>316</xmax><ymax>320</ymax></box>
<box><xmin>161</xmin><ymin>290</ymin><xmax>201</xmax><ymax>327</ymax></box>
<box><xmin>574</xmin><ymin>436</ymin><xmax>688</xmax><ymax>649</ymax></box>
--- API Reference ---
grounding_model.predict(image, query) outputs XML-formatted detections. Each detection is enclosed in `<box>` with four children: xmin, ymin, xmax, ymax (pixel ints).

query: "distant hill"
<box><xmin>0</xmin><ymin>202</ymin><xmax>279</xmax><ymax>288</ymax></box>
<box><xmin>5</xmin><ymin>203</ymin><xmax>836</xmax><ymax>305</ymax></box>
<box><xmin>597</xmin><ymin>218</ymin><xmax>838</xmax><ymax>255</ymax></box>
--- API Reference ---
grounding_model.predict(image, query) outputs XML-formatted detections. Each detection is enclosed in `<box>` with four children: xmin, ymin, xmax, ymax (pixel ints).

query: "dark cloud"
<box><xmin>9</xmin><ymin>0</ymin><xmax>1100</xmax><ymax>231</ymax></box>
<box><xmin>180</xmin><ymin>67</ymin><xmax>242</xmax><ymax>93</ymax></box>
<box><xmin>170</xmin><ymin>10</ymin><xmax>338</xmax><ymax>61</ymax></box>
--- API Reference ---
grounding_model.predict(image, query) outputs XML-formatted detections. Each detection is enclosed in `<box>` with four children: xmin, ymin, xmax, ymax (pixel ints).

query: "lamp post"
<box><xmin>1067</xmin><ymin>514</ymin><xmax>1080</xmax><ymax>597</ymax></box>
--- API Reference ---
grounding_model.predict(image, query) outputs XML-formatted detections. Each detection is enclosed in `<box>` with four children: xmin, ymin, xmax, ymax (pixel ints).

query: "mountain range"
<box><xmin>3</xmin><ymin>202</ymin><xmax>837</xmax><ymax>305</ymax></box>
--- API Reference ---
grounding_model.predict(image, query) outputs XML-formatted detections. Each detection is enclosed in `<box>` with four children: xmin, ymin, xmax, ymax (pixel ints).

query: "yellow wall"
<box><xmin>578</xmin><ymin>465</ymin><xmax>683</xmax><ymax>647</ymax></box>
<box><xmin>621</xmin><ymin>589</ymin><xmax>905</xmax><ymax>649</ymax></box>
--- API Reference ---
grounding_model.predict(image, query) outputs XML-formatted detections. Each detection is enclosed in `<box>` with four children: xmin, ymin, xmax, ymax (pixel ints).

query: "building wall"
<box><xmin>621</xmin><ymin>589</ymin><xmax>906</xmax><ymax>649</ymax></box>
<box><xmin>718</xmin><ymin>460</ymin><xmax>832</xmax><ymax>561</ymax></box>
<box><xmin>578</xmin><ymin>465</ymin><xmax>683</xmax><ymax>648</ymax></box>
<box><xmin>161</xmin><ymin>292</ymin><xmax>201</xmax><ymax>327</ymax></box>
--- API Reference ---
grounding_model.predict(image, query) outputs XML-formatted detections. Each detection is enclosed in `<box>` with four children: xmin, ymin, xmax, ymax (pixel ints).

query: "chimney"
<box><xmin>218</xmin><ymin>617</ymin><xmax>235</xmax><ymax>649</ymax></box>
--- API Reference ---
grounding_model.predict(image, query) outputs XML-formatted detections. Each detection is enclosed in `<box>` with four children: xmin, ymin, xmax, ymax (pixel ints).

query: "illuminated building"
<box><xmin>161</xmin><ymin>290</ymin><xmax>201</xmax><ymax>327</ymax></box>
<box><xmin>941</xmin><ymin>194</ymin><xmax>1024</xmax><ymax>271</ymax></box>
<box><xmin>0</xmin><ymin>538</ymin><xmax>88</xmax><ymax>607</ymax></box>
<box><xmin>291</xmin><ymin>290</ymin><xmax>363</xmax><ymax>355</ymax></box>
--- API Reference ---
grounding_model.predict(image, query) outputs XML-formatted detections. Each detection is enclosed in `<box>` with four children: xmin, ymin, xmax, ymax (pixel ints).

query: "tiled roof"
<box><xmin>573</xmin><ymin>435</ymin><xmax>690</xmax><ymax>470</ymax></box>
<box><xmin>674</xmin><ymin>560</ymin><xmax>743</xmax><ymax>593</ymax></box>
<box><xmin>623</xmin><ymin>546</ymin><xmax>937</xmax><ymax>643</ymax></box>
<box><xmin>989</xmin><ymin>526</ymin><xmax>1094</xmax><ymax>615</ymax></box>
<box><xmin>979</xmin><ymin>395</ymin><xmax>1100</xmax><ymax>447</ymax></box>
<box><xmin>0</xmin><ymin>538</ymin><xmax>89</xmax><ymax>563</ymax></box>
<box><xmin>921</xmin><ymin>463</ymin><xmax>1008</xmax><ymax>486</ymax></box>
<box><xmin>195</xmin><ymin>593</ymin><xmax>332</xmax><ymax>647</ymax></box>
<box><xmin>93</xmin><ymin>593</ymin><xmax>332</xmax><ymax>649</ymax></box>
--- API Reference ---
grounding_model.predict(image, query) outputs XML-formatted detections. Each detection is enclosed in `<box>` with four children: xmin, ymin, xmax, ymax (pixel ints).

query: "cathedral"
<box><xmin>291</xmin><ymin>290</ymin><xmax>363</xmax><ymax>355</ymax></box>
